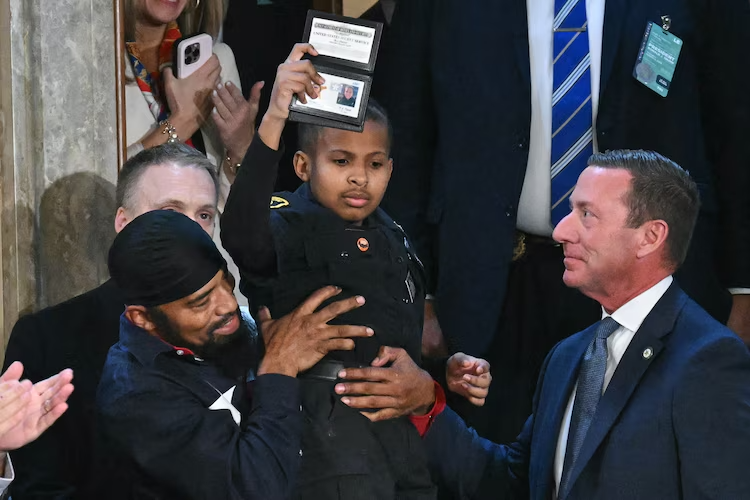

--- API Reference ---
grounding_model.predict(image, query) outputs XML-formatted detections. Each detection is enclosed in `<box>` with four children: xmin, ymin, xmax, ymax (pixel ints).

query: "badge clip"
<box><xmin>661</xmin><ymin>15</ymin><xmax>671</xmax><ymax>32</ymax></box>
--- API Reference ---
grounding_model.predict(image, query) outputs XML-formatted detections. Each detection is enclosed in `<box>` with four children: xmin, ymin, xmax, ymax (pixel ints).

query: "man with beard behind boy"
<box><xmin>94</xmin><ymin>210</ymin><xmax>375</xmax><ymax>499</ymax></box>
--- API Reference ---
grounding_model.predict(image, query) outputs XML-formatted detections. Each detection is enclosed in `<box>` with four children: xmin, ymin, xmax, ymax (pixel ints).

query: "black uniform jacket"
<box><xmin>222</xmin><ymin>135</ymin><xmax>426</xmax><ymax>366</ymax></box>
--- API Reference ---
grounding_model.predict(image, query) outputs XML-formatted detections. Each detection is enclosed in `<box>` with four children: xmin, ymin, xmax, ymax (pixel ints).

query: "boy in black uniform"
<box><xmin>222</xmin><ymin>44</ymin><xmax>483</xmax><ymax>499</ymax></box>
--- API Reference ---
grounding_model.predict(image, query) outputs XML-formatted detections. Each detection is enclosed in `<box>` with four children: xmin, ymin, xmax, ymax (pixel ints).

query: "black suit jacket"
<box><xmin>2</xmin><ymin>280</ymin><xmax>124</xmax><ymax>499</ymax></box>
<box><xmin>373</xmin><ymin>0</ymin><xmax>750</xmax><ymax>356</ymax></box>
<box><xmin>424</xmin><ymin>283</ymin><xmax>750</xmax><ymax>499</ymax></box>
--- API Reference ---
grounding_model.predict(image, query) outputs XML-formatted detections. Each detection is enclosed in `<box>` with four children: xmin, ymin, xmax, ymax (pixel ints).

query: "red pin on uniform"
<box><xmin>357</xmin><ymin>238</ymin><xmax>370</xmax><ymax>252</ymax></box>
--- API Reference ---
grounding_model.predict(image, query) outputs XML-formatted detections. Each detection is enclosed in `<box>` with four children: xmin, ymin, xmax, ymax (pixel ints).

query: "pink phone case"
<box><xmin>175</xmin><ymin>33</ymin><xmax>213</xmax><ymax>78</ymax></box>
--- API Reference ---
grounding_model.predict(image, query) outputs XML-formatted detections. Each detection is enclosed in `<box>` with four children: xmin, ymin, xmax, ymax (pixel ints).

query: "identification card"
<box><xmin>288</xmin><ymin>10</ymin><xmax>383</xmax><ymax>132</ymax></box>
<box><xmin>633</xmin><ymin>22</ymin><xmax>683</xmax><ymax>97</ymax></box>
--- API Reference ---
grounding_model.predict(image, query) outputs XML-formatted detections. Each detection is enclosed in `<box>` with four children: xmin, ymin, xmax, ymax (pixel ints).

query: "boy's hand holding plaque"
<box><xmin>288</xmin><ymin>11</ymin><xmax>384</xmax><ymax>132</ymax></box>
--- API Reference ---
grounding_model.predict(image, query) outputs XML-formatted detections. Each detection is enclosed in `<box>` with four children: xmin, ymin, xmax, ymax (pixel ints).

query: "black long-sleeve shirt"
<box><xmin>221</xmin><ymin>134</ymin><xmax>284</xmax><ymax>281</ymax></box>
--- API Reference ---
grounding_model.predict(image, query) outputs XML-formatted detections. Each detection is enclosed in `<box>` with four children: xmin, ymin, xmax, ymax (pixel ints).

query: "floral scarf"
<box><xmin>126</xmin><ymin>22</ymin><xmax>182</xmax><ymax>125</ymax></box>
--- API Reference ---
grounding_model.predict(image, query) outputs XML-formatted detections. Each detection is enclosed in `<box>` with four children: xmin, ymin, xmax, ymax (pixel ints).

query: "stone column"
<box><xmin>0</xmin><ymin>0</ymin><xmax>119</xmax><ymax>359</ymax></box>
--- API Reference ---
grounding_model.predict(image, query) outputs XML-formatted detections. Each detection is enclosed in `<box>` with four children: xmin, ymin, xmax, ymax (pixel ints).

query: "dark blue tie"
<box><xmin>558</xmin><ymin>317</ymin><xmax>620</xmax><ymax>498</ymax></box>
<box><xmin>550</xmin><ymin>0</ymin><xmax>594</xmax><ymax>225</ymax></box>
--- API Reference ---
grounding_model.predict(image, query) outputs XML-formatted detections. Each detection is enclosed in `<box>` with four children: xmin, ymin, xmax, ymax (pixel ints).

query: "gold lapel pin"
<box><xmin>643</xmin><ymin>347</ymin><xmax>654</xmax><ymax>359</ymax></box>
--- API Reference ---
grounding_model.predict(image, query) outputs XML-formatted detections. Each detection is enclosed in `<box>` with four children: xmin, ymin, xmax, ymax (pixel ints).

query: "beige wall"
<box><xmin>0</xmin><ymin>0</ymin><xmax>13</xmax><ymax>360</ymax></box>
<box><xmin>0</xmin><ymin>0</ymin><xmax>119</xmax><ymax>361</ymax></box>
<box><xmin>343</xmin><ymin>0</ymin><xmax>378</xmax><ymax>18</ymax></box>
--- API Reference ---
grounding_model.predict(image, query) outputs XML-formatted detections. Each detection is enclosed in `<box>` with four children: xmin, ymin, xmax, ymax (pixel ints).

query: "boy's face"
<box><xmin>295</xmin><ymin>120</ymin><xmax>393</xmax><ymax>224</ymax></box>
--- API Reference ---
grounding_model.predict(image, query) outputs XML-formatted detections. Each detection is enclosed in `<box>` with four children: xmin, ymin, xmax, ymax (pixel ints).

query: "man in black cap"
<box><xmin>95</xmin><ymin>210</ymin><xmax>374</xmax><ymax>499</ymax></box>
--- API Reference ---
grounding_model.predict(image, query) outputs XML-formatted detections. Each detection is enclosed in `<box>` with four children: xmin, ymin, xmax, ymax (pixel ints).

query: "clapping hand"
<box><xmin>0</xmin><ymin>362</ymin><xmax>74</xmax><ymax>452</ymax></box>
<box><xmin>212</xmin><ymin>80</ymin><xmax>265</xmax><ymax>165</ymax></box>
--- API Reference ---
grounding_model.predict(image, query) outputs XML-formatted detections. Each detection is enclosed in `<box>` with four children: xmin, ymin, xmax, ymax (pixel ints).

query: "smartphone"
<box><xmin>172</xmin><ymin>33</ymin><xmax>213</xmax><ymax>78</ymax></box>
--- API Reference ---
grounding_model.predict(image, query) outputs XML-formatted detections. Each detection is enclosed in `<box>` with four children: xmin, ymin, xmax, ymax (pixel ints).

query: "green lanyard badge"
<box><xmin>633</xmin><ymin>17</ymin><xmax>683</xmax><ymax>97</ymax></box>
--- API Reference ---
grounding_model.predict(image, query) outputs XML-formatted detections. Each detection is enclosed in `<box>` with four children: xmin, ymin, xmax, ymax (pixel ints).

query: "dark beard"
<box><xmin>148</xmin><ymin>307</ymin><xmax>259</xmax><ymax>377</ymax></box>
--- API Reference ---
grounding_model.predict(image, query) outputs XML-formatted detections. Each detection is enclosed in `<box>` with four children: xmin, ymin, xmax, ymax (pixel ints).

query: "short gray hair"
<box><xmin>116</xmin><ymin>143</ymin><xmax>219</xmax><ymax>211</ymax></box>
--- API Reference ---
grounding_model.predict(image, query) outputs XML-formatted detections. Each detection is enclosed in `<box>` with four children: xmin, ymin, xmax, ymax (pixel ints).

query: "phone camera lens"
<box><xmin>185</xmin><ymin>43</ymin><xmax>200</xmax><ymax>65</ymax></box>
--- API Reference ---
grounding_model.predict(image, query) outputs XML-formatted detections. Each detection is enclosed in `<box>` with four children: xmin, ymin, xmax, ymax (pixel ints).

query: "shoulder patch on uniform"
<box><xmin>270</xmin><ymin>196</ymin><xmax>290</xmax><ymax>209</ymax></box>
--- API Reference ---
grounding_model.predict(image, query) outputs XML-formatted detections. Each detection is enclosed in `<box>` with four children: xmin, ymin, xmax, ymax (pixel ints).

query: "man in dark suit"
<box><xmin>373</xmin><ymin>0</ymin><xmax>750</xmax><ymax>442</ymax></box>
<box><xmin>420</xmin><ymin>150</ymin><xmax>750</xmax><ymax>499</ymax></box>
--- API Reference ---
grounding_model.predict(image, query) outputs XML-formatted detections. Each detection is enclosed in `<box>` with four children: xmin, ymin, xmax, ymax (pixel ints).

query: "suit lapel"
<box><xmin>563</xmin><ymin>283</ymin><xmax>688</xmax><ymax>497</ymax></box>
<box><xmin>531</xmin><ymin>327</ymin><xmax>595</xmax><ymax>500</ymax></box>
<box><xmin>598</xmin><ymin>0</ymin><xmax>628</xmax><ymax>100</ymax></box>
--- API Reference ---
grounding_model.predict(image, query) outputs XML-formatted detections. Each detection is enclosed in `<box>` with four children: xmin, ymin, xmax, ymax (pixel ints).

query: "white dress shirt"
<box><xmin>0</xmin><ymin>453</ymin><xmax>14</xmax><ymax>496</ymax></box>
<box><xmin>517</xmin><ymin>0</ymin><xmax>606</xmax><ymax>236</ymax></box>
<box><xmin>552</xmin><ymin>275</ymin><xmax>673</xmax><ymax>495</ymax></box>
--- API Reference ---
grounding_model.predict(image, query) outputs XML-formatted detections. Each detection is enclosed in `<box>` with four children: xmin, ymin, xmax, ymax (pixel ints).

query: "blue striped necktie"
<box><xmin>558</xmin><ymin>317</ymin><xmax>620</xmax><ymax>498</ymax></box>
<box><xmin>550</xmin><ymin>0</ymin><xmax>593</xmax><ymax>225</ymax></box>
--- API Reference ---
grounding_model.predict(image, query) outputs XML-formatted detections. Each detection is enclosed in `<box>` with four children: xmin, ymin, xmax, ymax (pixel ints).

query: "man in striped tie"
<box><xmin>373</xmin><ymin>0</ymin><xmax>750</xmax><ymax>444</ymax></box>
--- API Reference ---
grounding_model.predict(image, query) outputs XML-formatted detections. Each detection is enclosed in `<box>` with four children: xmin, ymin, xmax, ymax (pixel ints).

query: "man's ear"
<box><xmin>637</xmin><ymin>219</ymin><xmax>669</xmax><ymax>260</ymax></box>
<box><xmin>114</xmin><ymin>207</ymin><xmax>131</xmax><ymax>233</ymax></box>
<box><xmin>124</xmin><ymin>305</ymin><xmax>158</xmax><ymax>335</ymax></box>
<box><xmin>293</xmin><ymin>151</ymin><xmax>312</xmax><ymax>182</ymax></box>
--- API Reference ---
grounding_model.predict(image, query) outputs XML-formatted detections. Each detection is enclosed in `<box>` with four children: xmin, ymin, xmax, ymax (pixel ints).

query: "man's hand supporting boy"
<box><xmin>335</xmin><ymin>347</ymin><xmax>491</xmax><ymax>433</ymax></box>
<box><xmin>335</xmin><ymin>347</ymin><xmax>436</xmax><ymax>421</ymax></box>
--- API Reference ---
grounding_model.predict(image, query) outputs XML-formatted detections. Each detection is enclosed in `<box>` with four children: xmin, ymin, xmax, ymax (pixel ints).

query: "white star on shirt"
<box><xmin>208</xmin><ymin>385</ymin><xmax>241</xmax><ymax>426</ymax></box>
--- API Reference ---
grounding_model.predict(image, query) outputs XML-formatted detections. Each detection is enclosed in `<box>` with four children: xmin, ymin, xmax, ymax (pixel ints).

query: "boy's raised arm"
<box><xmin>221</xmin><ymin>43</ymin><xmax>324</xmax><ymax>279</ymax></box>
<box><xmin>258</xmin><ymin>44</ymin><xmax>324</xmax><ymax>149</ymax></box>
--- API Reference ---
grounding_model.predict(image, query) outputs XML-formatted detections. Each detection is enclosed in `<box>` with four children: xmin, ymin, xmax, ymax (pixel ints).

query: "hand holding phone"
<box><xmin>173</xmin><ymin>33</ymin><xmax>214</xmax><ymax>78</ymax></box>
<box><xmin>162</xmin><ymin>36</ymin><xmax>221</xmax><ymax>138</ymax></box>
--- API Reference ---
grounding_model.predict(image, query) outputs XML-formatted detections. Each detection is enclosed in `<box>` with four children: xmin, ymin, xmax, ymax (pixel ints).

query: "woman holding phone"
<box><xmin>124</xmin><ymin>0</ymin><xmax>262</xmax><ymax>186</ymax></box>
<box><xmin>124</xmin><ymin>0</ymin><xmax>264</xmax><ymax>307</ymax></box>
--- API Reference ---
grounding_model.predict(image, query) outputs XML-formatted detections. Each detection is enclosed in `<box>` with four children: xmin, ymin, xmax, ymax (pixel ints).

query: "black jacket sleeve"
<box><xmin>421</xmin><ymin>345</ymin><xmax>562</xmax><ymax>500</ymax></box>
<box><xmin>99</xmin><ymin>373</ymin><xmax>303</xmax><ymax>500</ymax></box>
<box><xmin>221</xmin><ymin>134</ymin><xmax>286</xmax><ymax>279</ymax></box>
<box><xmin>373</xmin><ymin>0</ymin><xmax>439</xmax><ymax>293</ymax></box>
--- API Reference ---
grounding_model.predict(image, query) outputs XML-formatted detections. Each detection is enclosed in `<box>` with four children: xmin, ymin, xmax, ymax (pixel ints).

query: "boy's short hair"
<box><xmin>297</xmin><ymin>98</ymin><xmax>393</xmax><ymax>156</ymax></box>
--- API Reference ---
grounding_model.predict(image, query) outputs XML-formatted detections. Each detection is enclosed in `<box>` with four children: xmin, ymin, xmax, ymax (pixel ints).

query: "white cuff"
<box><xmin>728</xmin><ymin>288</ymin><xmax>750</xmax><ymax>295</ymax></box>
<box><xmin>126</xmin><ymin>141</ymin><xmax>145</xmax><ymax>159</ymax></box>
<box><xmin>0</xmin><ymin>453</ymin><xmax>14</xmax><ymax>495</ymax></box>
